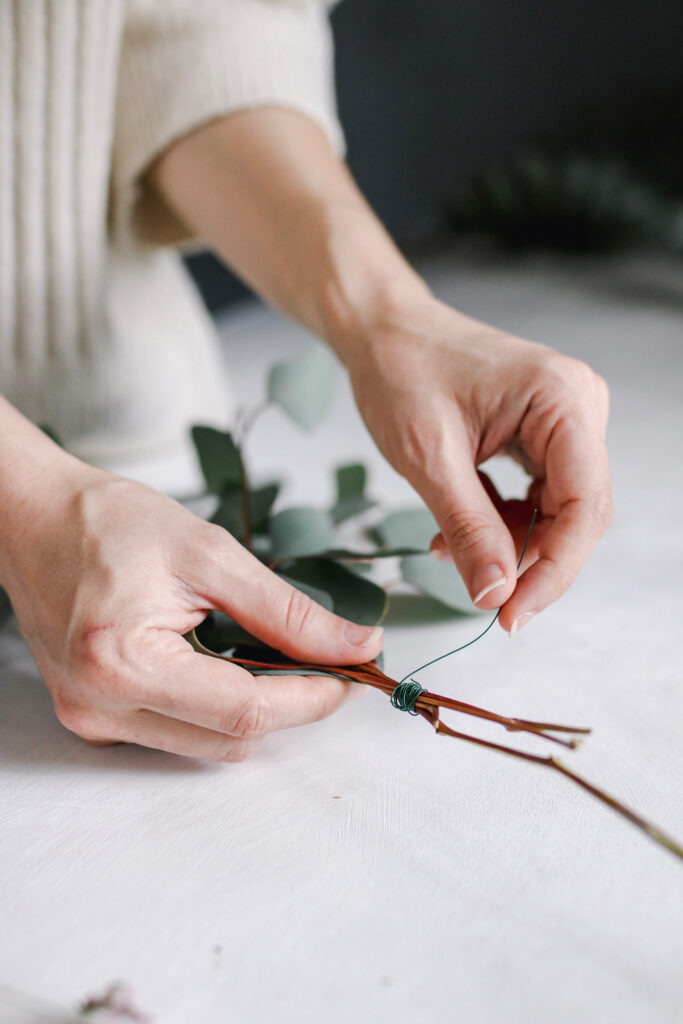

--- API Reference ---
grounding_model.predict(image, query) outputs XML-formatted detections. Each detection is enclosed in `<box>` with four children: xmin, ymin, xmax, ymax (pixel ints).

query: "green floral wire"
<box><xmin>390</xmin><ymin>509</ymin><xmax>538</xmax><ymax>714</ymax></box>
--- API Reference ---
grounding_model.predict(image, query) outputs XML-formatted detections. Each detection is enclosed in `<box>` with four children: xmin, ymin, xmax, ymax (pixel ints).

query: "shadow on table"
<box><xmin>542</xmin><ymin>252</ymin><xmax>683</xmax><ymax>312</ymax></box>
<box><xmin>0</xmin><ymin>627</ymin><xmax>212</xmax><ymax>776</ymax></box>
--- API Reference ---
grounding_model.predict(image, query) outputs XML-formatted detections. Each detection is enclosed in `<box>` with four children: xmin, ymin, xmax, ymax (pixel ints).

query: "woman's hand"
<box><xmin>1</xmin><ymin>448</ymin><xmax>380</xmax><ymax>760</ymax></box>
<box><xmin>346</xmin><ymin>296</ymin><xmax>612</xmax><ymax>633</ymax></box>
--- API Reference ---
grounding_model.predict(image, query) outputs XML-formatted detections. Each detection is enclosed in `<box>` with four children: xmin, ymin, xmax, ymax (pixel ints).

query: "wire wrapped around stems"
<box><xmin>185</xmin><ymin>629</ymin><xmax>683</xmax><ymax>861</ymax></box>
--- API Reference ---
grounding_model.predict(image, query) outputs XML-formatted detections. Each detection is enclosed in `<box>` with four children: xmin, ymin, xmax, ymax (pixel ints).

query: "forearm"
<box><xmin>0</xmin><ymin>397</ymin><xmax>88</xmax><ymax>589</ymax></box>
<box><xmin>150</xmin><ymin>108</ymin><xmax>430</xmax><ymax>361</ymax></box>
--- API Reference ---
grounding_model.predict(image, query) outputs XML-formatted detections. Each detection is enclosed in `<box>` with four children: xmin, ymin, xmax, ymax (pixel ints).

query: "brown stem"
<box><xmin>235</xmin><ymin>400</ymin><xmax>272</xmax><ymax>555</ymax></box>
<box><xmin>184</xmin><ymin>631</ymin><xmax>683</xmax><ymax>861</ymax></box>
<box><xmin>550</xmin><ymin>758</ymin><xmax>683</xmax><ymax>859</ymax></box>
<box><xmin>239</xmin><ymin>458</ymin><xmax>252</xmax><ymax>554</ymax></box>
<box><xmin>237</xmin><ymin>399</ymin><xmax>272</xmax><ymax>443</ymax></box>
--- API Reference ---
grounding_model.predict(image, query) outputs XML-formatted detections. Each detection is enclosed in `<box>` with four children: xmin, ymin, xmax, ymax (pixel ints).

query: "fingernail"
<box><xmin>343</xmin><ymin>623</ymin><xmax>384</xmax><ymax>648</ymax></box>
<box><xmin>509</xmin><ymin>612</ymin><xmax>535</xmax><ymax>637</ymax></box>
<box><xmin>472</xmin><ymin>565</ymin><xmax>507</xmax><ymax>605</ymax></box>
<box><xmin>429</xmin><ymin>546</ymin><xmax>453</xmax><ymax>563</ymax></box>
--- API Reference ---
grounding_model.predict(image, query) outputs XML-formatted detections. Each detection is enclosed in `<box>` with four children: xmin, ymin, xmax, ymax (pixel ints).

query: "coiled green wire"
<box><xmin>390</xmin><ymin>509</ymin><xmax>538</xmax><ymax>713</ymax></box>
<box><xmin>389</xmin><ymin>679</ymin><xmax>426</xmax><ymax>715</ymax></box>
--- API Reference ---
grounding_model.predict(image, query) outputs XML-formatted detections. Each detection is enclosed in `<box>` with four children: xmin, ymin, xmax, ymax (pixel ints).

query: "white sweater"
<box><xmin>0</xmin><ymin>0</ymin><xmax>343</xmax><ymax>469</ymax></box>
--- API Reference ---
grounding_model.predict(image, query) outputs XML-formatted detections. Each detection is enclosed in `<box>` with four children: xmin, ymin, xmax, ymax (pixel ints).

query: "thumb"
<box><xmin>427</xmin><ymin>461</ymin><xmax>517</xmax><ymax>609</ymax></box>
<box><xmin>195</xmin><ymin>535</ymin><xmax>384</xmax><ymax>665</ymax></box>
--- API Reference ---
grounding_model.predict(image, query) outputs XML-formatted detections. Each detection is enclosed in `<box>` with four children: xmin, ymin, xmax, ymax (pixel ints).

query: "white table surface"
<box><xmin>1</xmin><ymin>246</ymin><xmax>682</xmax><ymax>1023</ymax></box>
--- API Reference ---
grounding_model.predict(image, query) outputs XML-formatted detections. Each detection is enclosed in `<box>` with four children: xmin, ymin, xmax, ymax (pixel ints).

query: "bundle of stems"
<box><xmin>188</xmin><ymin>630</ymin><xmax>683</xmax><ymax>861</ymax></box>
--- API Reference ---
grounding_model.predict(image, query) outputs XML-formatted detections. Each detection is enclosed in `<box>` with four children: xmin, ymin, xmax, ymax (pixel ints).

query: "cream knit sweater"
<box><xmin>0</xmin><ymin>0</ymin><xmax>343</xmax><ymax>469</ymax></box>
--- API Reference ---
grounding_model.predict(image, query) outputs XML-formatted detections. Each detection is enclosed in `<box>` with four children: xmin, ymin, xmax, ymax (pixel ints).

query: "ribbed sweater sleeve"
<box><xmin>111</xmin><ymin>0</ymin><xmax>345</xmax><ymax>248</ymax></box>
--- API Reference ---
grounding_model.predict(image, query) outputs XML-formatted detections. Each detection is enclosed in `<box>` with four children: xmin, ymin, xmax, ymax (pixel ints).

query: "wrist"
<box><xmin>0</xmin><ymin>415</ymin><xmax>96</xmax><ymax>591</ymax></box>
<box><xmin>310</xmin><ymin>204</ymin><xmax>432</xmax><ymax>364</ymax></box>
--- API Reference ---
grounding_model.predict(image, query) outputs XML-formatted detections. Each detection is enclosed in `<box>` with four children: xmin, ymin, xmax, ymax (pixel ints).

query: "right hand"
<box><xmin>1</xmin><ymin>462</ymin><xmax>381</xmax><ymax>761</ymax></box>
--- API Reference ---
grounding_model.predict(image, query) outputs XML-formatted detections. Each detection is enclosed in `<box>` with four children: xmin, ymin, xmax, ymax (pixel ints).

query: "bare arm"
<box><xmin>151</xmin><ymin>108</ymin><xmax>612</xmax><ymax>632</ymax></box>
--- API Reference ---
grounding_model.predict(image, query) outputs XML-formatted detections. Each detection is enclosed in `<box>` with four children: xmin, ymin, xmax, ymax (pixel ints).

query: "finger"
<box><xmin>184</xmin><ymin>532</ymin><xmax>383</xmax><ymax>665</ymax></box>
<box><xmin>499</xmin><ymin>419</ymin><xmax>612</xmax><ymax>633</ymax></box>
<box><xmin>430</xmin><ymin>506</ymin><xmax>543</xmax><ymax>573</ymax></box>
<box><xmin>96</xmin><ymin>708</ymin><xmax>262</xmax><ymax>762</ymax></box>
<box><xmin>431</xmin><ymin>475</ymin><xmax>542</xmax><ymax>566</ymax></box>
<box><xmin>142</xmin><ymin>639</ymin><xmax>369</xmax><ymax>738</ymax></box>
<box><xmin>421</xmin><ymin>436</ymin><xmax>520</xmax><ymax>609</ymax></box>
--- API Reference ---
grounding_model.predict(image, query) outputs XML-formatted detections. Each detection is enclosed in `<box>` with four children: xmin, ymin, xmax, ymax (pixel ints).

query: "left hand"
<box><xmin>346</xmin><ymin>295</ymin><xmax>612</xmax><ymax>633</ymax></box>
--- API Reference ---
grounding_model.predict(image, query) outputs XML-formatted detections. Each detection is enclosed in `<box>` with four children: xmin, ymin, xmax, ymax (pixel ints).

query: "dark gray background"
<box><xmin>187</xmin><ymin>0</ymin><xmax>683</xmax><ymax>310</ymax></box>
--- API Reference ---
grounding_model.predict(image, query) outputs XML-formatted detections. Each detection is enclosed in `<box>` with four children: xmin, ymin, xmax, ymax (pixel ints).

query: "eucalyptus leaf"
<box><xmin>335</xmin><ymin>463</ymin><xmax>366</xmax><ymax>500</ymax></box>
<box><xmin>211</xmin><ymin>482</ymin><xmax>280</xmax><ymax>541</ymax></box>
<box><xmin>283</xmin><ymin>558</ymin><xmax>387</xmax><ymax>626</ymax></box>
<box><xmin>400</xmin><ymin>554</ymin><xmax>478</xmax><ymax>614</ymax></box>
<box><xmin>269</xmin><ymin>507</ymin><xmax>336</xmax><ymax>561</ymax></box>
<box><xmin>332</xmin><ymin>497</ymin><xmax>375</xmax><ymax>525</ymax></box>
<box><xmin>191</xmin><ymin>425</ymin><xmax>243</xmax><ymax>495</ymax></box>
<box><xmin>267</xmin><ymin>345</ymin><xmax>336</xmax><ymax>431</ymax></box>
<box><xmin>331</xmin><ymin>463</ymin><xmax>376</xmax><ymax>523</ymax></box>
<box><xmin>372</xmin><ymin>507</ymin><xmax>438</xmax><ymax>550</ymax></box>
<box><xmin>195</xmin><ymin>611</ymin><xmax>262</xmax><ymax>654</ymax></box>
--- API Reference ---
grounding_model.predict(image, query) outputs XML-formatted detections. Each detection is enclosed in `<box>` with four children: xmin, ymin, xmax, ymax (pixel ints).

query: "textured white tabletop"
<box><xmin>1</xmin><ymin>247</ymin><xmax>682</xmax><ymax>1023</ymax></box>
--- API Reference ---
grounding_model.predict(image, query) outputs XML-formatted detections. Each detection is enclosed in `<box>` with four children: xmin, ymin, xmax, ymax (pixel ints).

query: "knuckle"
<box><xmin>307</xmin><ymin>685</ymin><xmax>336</xmax><ymax>724</ymax></box>
<box><xmin>566</xmin><ymin>358</ymin><xmax>596</xmax><ymax>389</ymax></box>
<box><xmin>74</xmin><ymin>623</ymin><xmax>114</xmax><ymax>670</ymax></box>
<box><xmin>53</xmin><ymin>693</ymin><xmax>107</xmax><ymax>740</ymax></box>
<box><xmin>71</xmin><ymin>625</ymin><xmax>143</xmax><ymax>704</ymax></box>
<box><xmin>440</xmin><ymin>508</ymin><xmax>493</xmax><ymax>556</ymax></box>
<box><xmin>203</xmin><ymin>521</ymin><xmax>235</xmax><ymax>555</ymax></box>
<box><xmin>224</xmin><ymin>692</ymin><xmax>272</xmax><ymax>739</ymax></box>
<box><xmin>593</xmin><ymin>490</ymin><xmax>614</xmax><ymax>531</ymax></box>
<box><xmin>537</xmin><ymin>355</ymin><xmax>594</xmax><ymax>400</ymax></box>
<box><xmin>201</xmin><ymin>523</ymin><xmax>242</xmax><ymax>566</ymax></box>
<box><xmin>545</xmin><ymin>555</ymin><xmax>578</xmax><ymax>597</ymax></box>
<box><xmin>283</xmin><ymin>586</ymin><xmax>317</xmax><ymax>638</ymax></box>
<box><xmin>395</xmin><ymin>409</ymin><xmax>452</xmax><ymax>481</ymax></box>
<box><xmin>595</xmin><ymin>372</ymin><xmax>610</xmax><ymax>400</ymax></box>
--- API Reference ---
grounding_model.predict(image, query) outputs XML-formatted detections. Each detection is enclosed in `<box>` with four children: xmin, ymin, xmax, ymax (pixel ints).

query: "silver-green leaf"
<box><xmin>283</xmin><ymin>558</ymin><xmax>387</xmax><ymax>626</ymax></box>
<box><xmin>269</xmin><ymin>507</ymin><xmax>336</xmax><ymax>561</ymax></box>
<box><xmin>332</xmin><ymin>462</ymin><xmax>375</xmax><ymax>524</ymax></box>
<box><xmin>400</xmin><ymin>554</ymin><xmax>478</xmax><ymax>614</ymax></box>
<box><xmin>373</xmin><ymin>507</ymin><xmax>437</xmax><ymax>550</ymax></box>
<box><xmin>267</xmin><ymin>345</ymin><xmax>336</xmax><ymax>431</ymax></box>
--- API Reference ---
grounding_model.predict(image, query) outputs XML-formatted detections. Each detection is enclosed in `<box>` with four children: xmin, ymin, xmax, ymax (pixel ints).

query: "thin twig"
<box><xmin>185</xmin><ymin>629</ymin><xmax>683</xmax><ymax>862</ymax></box>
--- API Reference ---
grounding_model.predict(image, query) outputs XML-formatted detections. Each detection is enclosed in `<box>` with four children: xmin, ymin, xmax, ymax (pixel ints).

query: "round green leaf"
<box><xmin>269</xmin><ymin>508</ymin><xmax>336</xmax><ymax>561</ymax></box>
<box><xmin>332</xmin><ymin>462</ymin><xmax>374</xmax><ymax>523</ymax></box>
<box><xmin>373</xmin><ymin>507</ymin><xmax>437</xmax><ymax>550</ymax></box>
<box><xmin>283</xmin><ymin>558</ymin><xmax>387</xmax><ymax>626</ymax></box>
<box><xmin>400</xmin><ymin>554</ymin><xmax>478</xmax><ymax>614</ymax></box>
<box><xmin>267</xmin><ymin>346</ymin><xmax>336</xmax><ymax>431</ymax></box>
<box><xmin>335</xmin><ymin>463</ymin><xmax>366</xmax><ymax>500</ymax></box>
